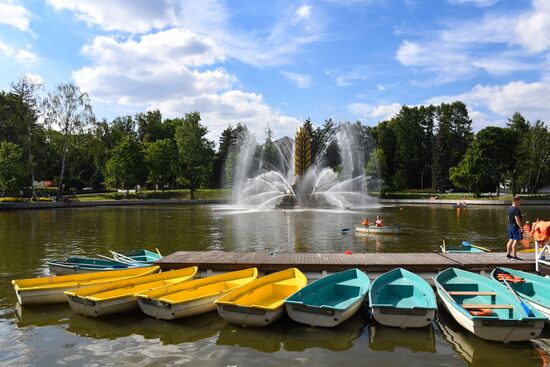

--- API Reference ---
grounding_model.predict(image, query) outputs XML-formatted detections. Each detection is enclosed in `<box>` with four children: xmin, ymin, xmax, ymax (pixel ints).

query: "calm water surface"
<box><xmin>1</xmin><ymin>204</ymin><xmax>550</xmax><ymax>366</ymax></box>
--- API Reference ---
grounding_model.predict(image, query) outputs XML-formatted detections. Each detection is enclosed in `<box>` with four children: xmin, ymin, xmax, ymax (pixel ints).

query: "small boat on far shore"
<box><xmin>355</xmin><ymin>224</ymin><xmax>400</xmax><ymax>234</ymax></box>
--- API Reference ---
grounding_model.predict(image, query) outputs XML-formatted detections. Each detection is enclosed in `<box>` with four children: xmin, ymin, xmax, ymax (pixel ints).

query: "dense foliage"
<box><xmin>0</xmin><ymin>78</ymin><xmax>549</xmax><ymax>198</ymax></box>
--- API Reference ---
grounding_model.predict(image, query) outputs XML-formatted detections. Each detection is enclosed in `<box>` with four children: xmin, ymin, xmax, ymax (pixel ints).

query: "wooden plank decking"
<box><xmin>158</xmin><ymin>251</ymin><xmax>536</xmax><ymax>274</ymax></box>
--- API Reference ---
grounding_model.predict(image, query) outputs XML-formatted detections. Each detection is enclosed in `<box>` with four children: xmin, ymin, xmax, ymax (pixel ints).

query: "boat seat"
<box><xmin>449</xmin><ymin>291</ymin><xmax>496</xmax><ymax>296</ymax></box>
<box><xmin>334</xmin><ymin>284</ymin><xmax>360</xmax><ymax>298</ymax></box>
<box><xmin>385</xmin><ymin>284</ymin><xmax>414</xmax><ymax>298</ymax></box>
<box><xmin>462</xmin><ymin>304</ymin><xmax>513</xmax><ymax>309</ymax></box>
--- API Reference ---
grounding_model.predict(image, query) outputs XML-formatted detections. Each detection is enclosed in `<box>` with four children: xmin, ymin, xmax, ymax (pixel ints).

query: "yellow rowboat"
<box><xmin>65</xmin><ymin>267</ymin><xmax>197</xmax><ymax>317</ymax></box>
<box><xmin>12</xmin><ymin>266</ymin><xmax>159</xmax><ymax>305</ymax></box>
<box><xmin>136</xmin><ymin>268</ymin><xmax>258</xmax><ymax>320</ymax></box>
<box><xmin>215</xmin><ymin>268</ymin><xmax>307</xmax><ymax>327</ymax></box>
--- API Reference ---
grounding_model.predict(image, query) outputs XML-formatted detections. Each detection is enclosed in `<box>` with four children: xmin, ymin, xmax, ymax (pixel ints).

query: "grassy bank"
<box><xmin>381</xmin><ymin>191</ymin><xmax>550</xmax><ymax>201</ymax></box>
<box><xmin>0</xmin><ymin>189</ymin><xmax>231</xmax><ymax>204</ymax></box>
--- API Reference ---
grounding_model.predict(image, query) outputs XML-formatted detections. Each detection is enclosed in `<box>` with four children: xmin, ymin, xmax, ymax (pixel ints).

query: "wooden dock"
<box><xmin>158</xmin><ymin>251</ymin><xmax>541</xmax><ymax>278</ymax></box>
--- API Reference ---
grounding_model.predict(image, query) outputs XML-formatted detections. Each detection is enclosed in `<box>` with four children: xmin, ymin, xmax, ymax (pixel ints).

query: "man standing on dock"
<box><xmin>506</xmin><ymin>196</ymin><xmax>523</xmax><ymax>260</ymax></box>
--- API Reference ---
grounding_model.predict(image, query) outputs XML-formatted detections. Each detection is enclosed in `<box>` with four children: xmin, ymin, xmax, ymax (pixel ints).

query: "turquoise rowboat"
<box><xmin>434</xmin><ymin>268</ymin><xmax>546</xmax><ymax>342</ymax></box>
<box><xmin>440</xmin><ymin>240</ymin><xmax>489</xmax><ymax>253</ymax></box>
<box><xmin>285</xmin><ymin>268</ymin><xmax>370</xmax><ymax>327</ymax></box>
<box><xmin>369</xmin><ymin>268</ymin><xmax>436</xmax><ymax>328</ymax></box>
<box><xmin>47</xmin><ymin>249</ymin><xmax>161</xmax><ymax>275</ymax></box>
<box><xmin>491</xmin><ymin>267</ymin><xmax>550</xmax><ymax>322</ymax></box>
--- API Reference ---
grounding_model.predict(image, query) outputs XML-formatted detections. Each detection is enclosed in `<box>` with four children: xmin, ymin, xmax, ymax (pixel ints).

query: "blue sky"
<box><xmin>1</xmin><ymin>0</ymin><xmax>549</xmax><ymax>141</ymax></box>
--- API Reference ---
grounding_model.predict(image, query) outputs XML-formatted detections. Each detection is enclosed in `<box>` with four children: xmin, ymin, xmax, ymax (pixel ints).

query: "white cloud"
<box><xmin>280</xmin><ymin>71</ymin><xmax>311</xmax><ymax>88</ymax></box>
<box><xmin>396</xmin><ymin>0</ymin><xmax>550</xmax><ymax>83</ymax></box>
<box><xmin>296</xmin><ymin>5</ymin><xmax>312</xmax><ymax>19</ymax></box>
<box><xmin>73</xmin><ymin>28</ymin><xmax>300</xmax><ymax>139</ymax></box>
<box><xmin>447</xmin><ymin>0</ymin><xmax>498</xmax><ymax>7</ymax></box>
<box><xmin>427</xmin><ymin>79</ymin><xmax>550</xmax><ymax>124</ymax></box>
<box><xmin>347</xmin><ymin>102</ymin><xmax>401</xmax><ymax>121</ymax></box>
<box><xmin>24</xmin><ymin>73</ymin><xmax>43</xmax><ymax>85</ymax></box>
<box><xmin>0</xmin><ymin>1</ymin><xmax>31</xmax><ymax>32</ymax></box>
<box><xmin>49</xmin><ymin>0</ymin><xmax>323</xmax><ymax>68</ymax></box>
<box><xmin>0</xmin><ymin>40</ymin><xmax>39</xmax><ymax>65</ymax></box>
<box><xmin>154</xmin><ymin>90</ymin><xmax>300</xmax><ymax>139</ymax></box>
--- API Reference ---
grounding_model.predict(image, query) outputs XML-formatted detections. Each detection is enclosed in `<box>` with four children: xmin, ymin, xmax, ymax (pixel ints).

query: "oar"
<box><xmin>155</xmin><ymin>248</ymin><xmax>162</xmax><ymax>257</ymax></box>
<box><xmin>435</xmin><ymin>283</ymin><xmax>468</xmax><ymax>313</ymax></box>
<box><xmin>341</xmin><ymin>228</ymin><xmax>351</xmax><ymax>233</ymax></box>
<box><xmin>96</xmin><ymin>254</ymin><xmax>132</xmax><ymax>264</ymax></box>
<box><xmin>462</xmin><ymin>241</ymin><xmax>491</xmax><ymax>252</ymax></box>
<box><xmin>110</xmin><ymin>251</ymin><xmax>151</xmax><ymax>264</ymax></box>
<box><xmin>500</xmin><ymin>276</ymin><xmax>532</xmax><ymax>317</ymax></box>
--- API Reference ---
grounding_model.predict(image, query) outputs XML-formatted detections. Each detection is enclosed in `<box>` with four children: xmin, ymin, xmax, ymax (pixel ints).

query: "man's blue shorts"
<box><xmin>508</xmin><ymin>224</ymin><xmax>521</xmax><ymax>240</ymax></box>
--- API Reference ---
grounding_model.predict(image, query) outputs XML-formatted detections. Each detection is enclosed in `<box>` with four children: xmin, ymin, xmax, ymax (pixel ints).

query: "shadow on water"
<box><xmin>368</xmin><ymin>322</ymin><xmax>436</xmax><ymax>353</ymax></box>
<box><xmin>435</xmin><ymin>306</ymin><xmax>545</xmax><ymax>367</ymax></box>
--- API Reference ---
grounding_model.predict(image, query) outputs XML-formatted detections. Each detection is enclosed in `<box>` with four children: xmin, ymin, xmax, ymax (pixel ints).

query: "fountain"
<box><xmin>227</xmin><ymin>122</ymin><xmax>378</xmax><ymax>210</ymax></box>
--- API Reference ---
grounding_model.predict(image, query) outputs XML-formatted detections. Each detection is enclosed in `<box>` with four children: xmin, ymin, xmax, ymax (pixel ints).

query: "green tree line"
<box><xmin>1</xmin><ymin>77</ymin><xmax>549</xmax><ymax>198</ymax></box>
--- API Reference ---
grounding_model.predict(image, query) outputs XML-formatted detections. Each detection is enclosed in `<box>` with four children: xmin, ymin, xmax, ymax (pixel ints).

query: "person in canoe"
<box><xmin>506</xmin><ymin>196</ymin><xmax>523</xmax><ymax>260</ymax></box>
<box><xmin>375</xmin><ymin>216</ymin><xmax>384</xmax><ymax>227</ymax></box>
<box><xmin>362</xmin><ymin>218</ymin><xmax>369</xmax><ymax>227</ymax></box>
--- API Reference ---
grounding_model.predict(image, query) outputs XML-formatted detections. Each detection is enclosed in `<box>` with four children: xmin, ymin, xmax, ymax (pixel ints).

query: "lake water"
<box><xmin>1</xmin><ymin>204</ymin><xmax>549</xmax><ymax>366</ymax></box>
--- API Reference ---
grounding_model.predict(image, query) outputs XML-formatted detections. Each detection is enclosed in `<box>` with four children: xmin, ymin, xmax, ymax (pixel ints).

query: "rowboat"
<box><xmin>65</xmin><ymin>266</ymin><xmax>197</xmax><ymax>317</ymax></box>
<box><xmin>216</xmin><ymin>268</ymin><xmax>307</xmax><ymax>327</ymax></box>
<box><xmin>355</xmin><ymin>224</ymin><xmax>400</xmax><ymax>234</ymax></box>
<box><xmin>47</xmin><ymin>249</ymin><xmax>162</xmax><ymax>275</ymax></box>
<box><xmin>440</xmin><ymin>240</ymin><xmax>489</xmax><ymax>253</ymax></box>
<box><xmin>491</xmin><ymin>267</ymin><xmax>550</xmax><ymax>322</ymax></box>
<box><xmin>370</xmin><ymin>268</ymin><xmax>436</xmax><ymax>328</ymax></box>
<box><xmin>136</xmin><ymin>268</ymin><xmax>258</xmax><ymax>320</ymax></box>
<box><xmin>285</xmin><ymin>268</ymin><xmax>370</xmax><ymax>327</ymax></box>
<box><xmin>11</xmin><ymin>266</ymin><xmax>159</xmax><ymax>305</ymax></box>
<box><xmin>434</xmin><ymin>268</ymin><xmax>546</xmax><ymax>342</ymax></box>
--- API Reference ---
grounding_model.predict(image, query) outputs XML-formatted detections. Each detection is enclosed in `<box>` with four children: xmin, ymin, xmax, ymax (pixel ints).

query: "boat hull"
<box><xmin>438</xmin><ymin>292</ymin><xmax>544</xmax><ymax>342</ymax></box>
<box><xmin>48</xmin><ymin>264</ymin><xmax>129</xmax><ymax>275</ymax></box>
<box><xmin>138</xmin><ymin>293</ymin><xmax>227</xmax><ymax>320</ymax></box>
<box><xmin>217</xmin><ymin>304</ymin><xmax>285</xmax><ymax>327</ymax></box>
<box><xmin>355</xmin><ymin>225</ymin><xmax>400</xmax><ymax>234</ymax></box>
<box><xmin>285</xmin><ymin>297</ymin><xmax>363</xmax><ymax>327</ymax></box>
<box><xmin>16</xmin><ymin>286</ymin><xmax>72</xmax><ymax>305</ymax></box>
<box><xmin>371</xmin><ymin>306</ymin><xmax>435</xmax><ymax>328</ymax></box>
<box><xmin>67</xmin><ymin>295</ymin><xmax>137</xmax><ymax>317</ymax></box>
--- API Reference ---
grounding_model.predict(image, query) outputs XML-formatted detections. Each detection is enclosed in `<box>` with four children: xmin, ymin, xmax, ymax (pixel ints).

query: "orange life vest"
<box><xmin>532</xmin><ymin>220</ymin><xmax>550</xmax><ymax>243</ymax></box>
<box><xmin>469</xmin><ymin>309</ymin><xmax>494</xmax><ymax>317</ymax></box>
<box><xmin>362</xmin><ymin>219</ymin><xmax>369</xmax><ymax>226</ymax></box>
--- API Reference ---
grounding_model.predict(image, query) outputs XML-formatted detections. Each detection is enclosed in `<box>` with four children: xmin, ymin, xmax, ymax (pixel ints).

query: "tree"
<box><xmin>0</xmin><ymin>141</ymin><xmax>27</xmax><ymax>196</ymax></box>
<box><xmin>42</xmin><ymin>83</ymin><xmax>93</xmax><ymax>199</ymax></box>
<box><xmin>262</xmin><ymin>124</ymin><xmax>280</xmax><ymax>171</ymax></box>
<box><xmin>174</xmin><ymin>112</ymin><xmax>215</xmax><ymax>199</ymax></box>
<box><xmin>432</xmin><ymin>102</ymin><xmax>473</xmax><ymax>192</ymax></box>
<box><xmin>213</xmin><ymin>123</ymin><xmax>248</xmax><ymax>188</ymax></box>
<box><xmin>10</xmin><ymin>76</ymin><xmax>42</xmax><ymax>198</ymax></box>
<box><xmin>144</xmin><ymin>139</ymin><xmax>176</xmax><ymax>191</ymax></box>
<box><xmin>450</xmin><ymin>127</ymin><xmax>517</xmax><ymax>196</ymax></box>
<box><xmin>104</xmin><ymin>136</ymin><xmax>144</xmax><ymax>196</ymax></box>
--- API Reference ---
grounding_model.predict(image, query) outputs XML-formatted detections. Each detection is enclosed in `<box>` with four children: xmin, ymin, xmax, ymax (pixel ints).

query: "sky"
<box><xmin>1</xmin><ymin>0</ymin><xmax>549</xmax><ymax>142</ymax></box>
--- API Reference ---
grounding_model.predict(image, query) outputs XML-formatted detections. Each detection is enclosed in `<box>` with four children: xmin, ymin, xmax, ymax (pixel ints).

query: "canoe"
<box><xmin>490</xmin><ymin>267</ymin><xmax>550</xmax><ymax>322</ymax></box>
<box><xmin>434</xmin><ymin>268</ymin><xmax>546</xmax><ymax>342</ymax></box>
<box><xmin>440</xmin><ymin>240</ymin><xmax>488</xmax><ymax>253</ymax></box>
<box><xmin>136</xmin><ymin>268</ymin><xmax>258</xmax><ymax>320</ymax></box>
<box><xmin>47</xmin><ymin>249</ymin><xmax>162</xmax><ymax>275</ymax></box>
<box><xmin>355</xmin><ymin>224</ymin><xmax>400</xmax><ymax>234</ymax></box>
<box><xmin>11</xmin><ymin>266</ymin><xmax>159</xmax><ymax>305</ymax></box>
<box><xmin>65</xmin><ymin>266</ymin><xmax>197</xmax><ymax>317</ymax></box>
<box><xmin>285</xmin><ymin>268</ymin><xmax>370</xmax><ymax>327</ymax></box>
<box><xmin>369</xmin><ymin>268</ymin><xmax>436</xmax><ymax>328</ymax></box>
<box><xmin>216</xmin><ymin>268</ymin><xmax>307</xmax><ymax>327</ymax></box>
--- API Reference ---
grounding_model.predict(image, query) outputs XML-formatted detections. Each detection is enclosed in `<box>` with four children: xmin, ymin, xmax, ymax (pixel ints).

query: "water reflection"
<box><xmin>284</xmin><ymin>312</ymin><xmax>367</xmax><ymax>352</ymax></box>
<box><xmin>14</xmin><ymin>303</ymin><xmax>72</xmax><ymax>327</ymax></box>
<box><xmin>436</xmin><ymin>309</ymin><xmax>544</xmax><ymax>367</ymax></box>
<box><xmin>217</xmin><ymin>319</ymin><xmax>287</xmax><ymax>352</ymax></box>
<box><xmin>368</xmin><ymin>323</ymin><xmax>436</xmax><ymax>353</ymax></box>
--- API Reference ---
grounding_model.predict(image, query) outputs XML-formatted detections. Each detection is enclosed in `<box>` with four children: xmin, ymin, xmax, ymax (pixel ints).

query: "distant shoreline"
<box><xmin>0</xmin><ymin>198</ymin><xmax>230</xmax><ymax>210</ymax></box>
